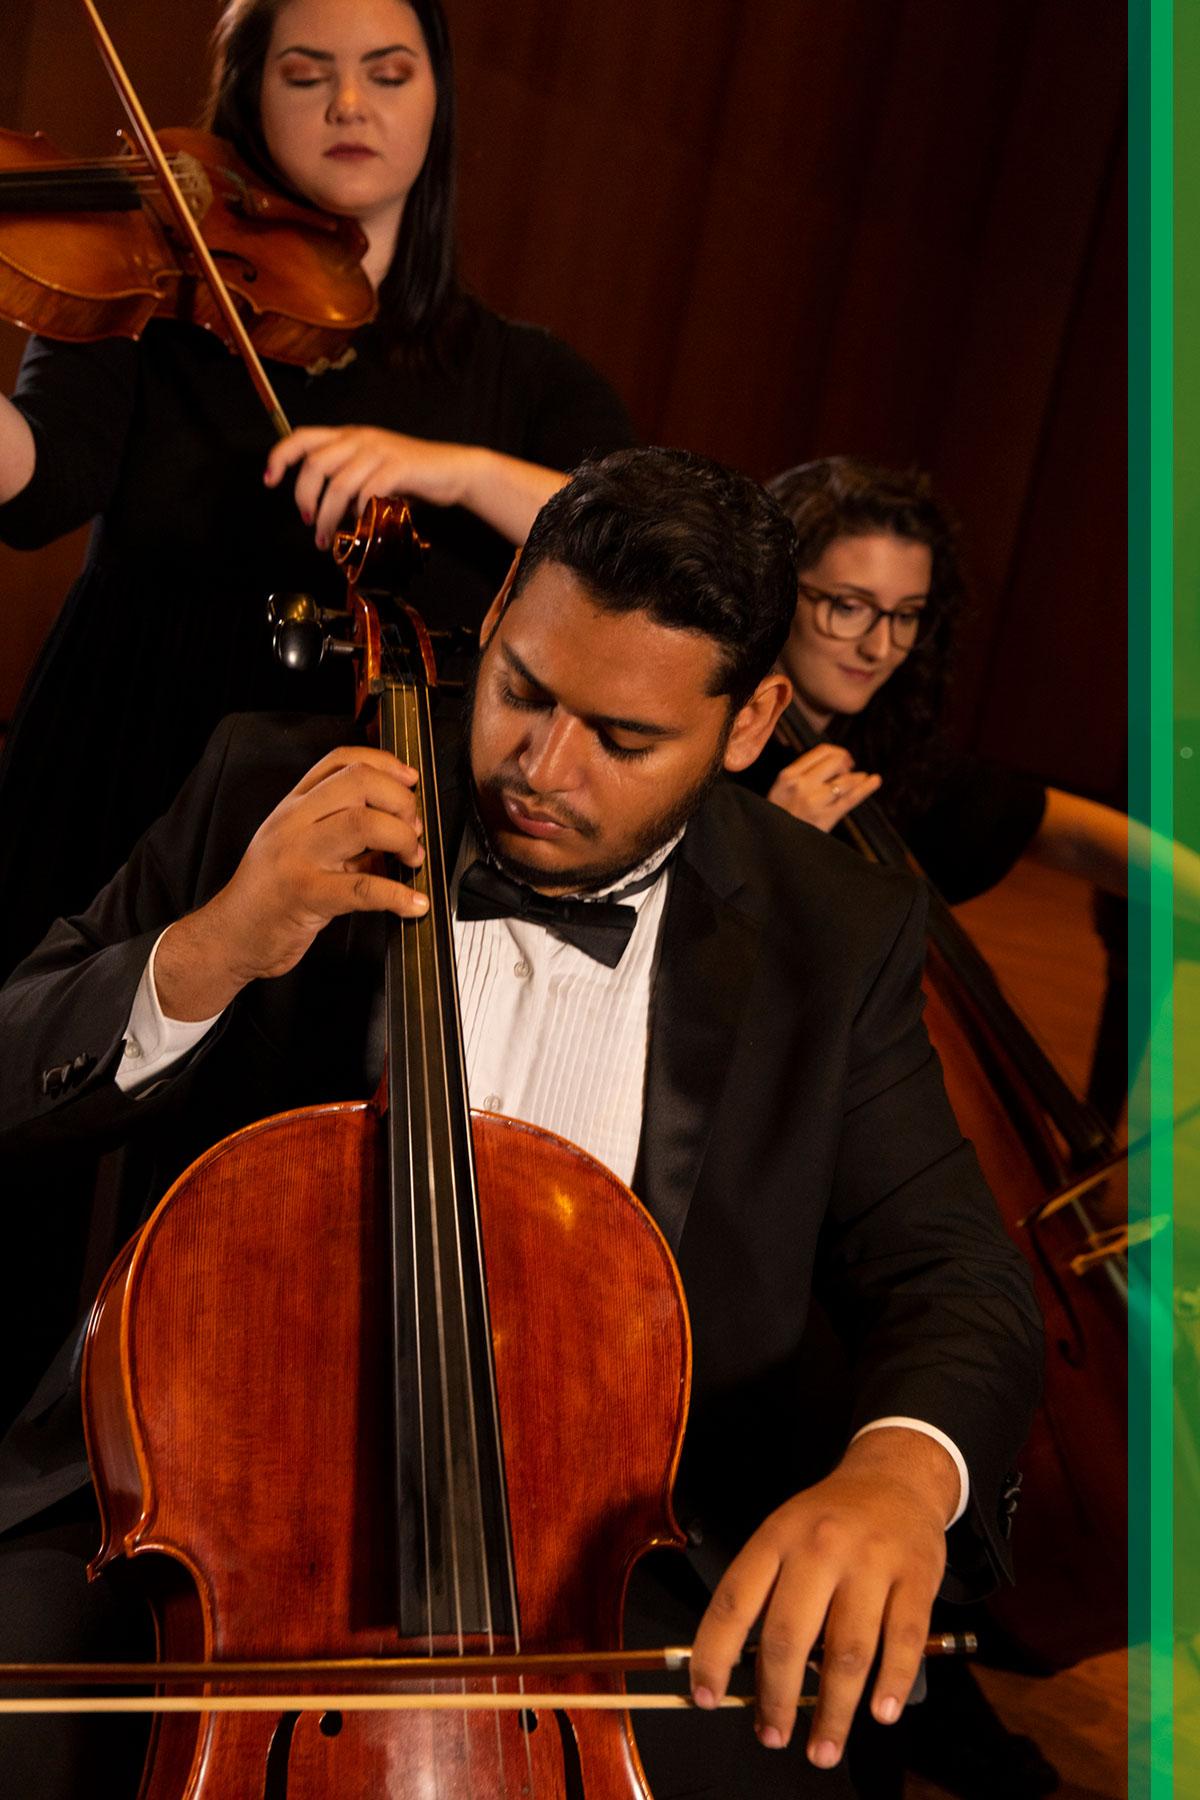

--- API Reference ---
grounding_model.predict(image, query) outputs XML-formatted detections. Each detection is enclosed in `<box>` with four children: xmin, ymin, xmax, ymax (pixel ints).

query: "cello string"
<box><xmin>398</xmin><ymin>678</ymin><xmax>475</xmax><ymax>1800</ymax></box>
<box><xmin>392</xmin><ymin>681</ymin><xmax>452</xmax><ymax>1800</ymax></box>
<box><xmin>412</xmin><ymin>676</ymin><xmax>510</xmax><ymax>1797</ymax></box>
<box><xmin>388</xmin><ymin>686</ymin><xmax>437</xmax><ymax>1686</ymax></box>
<box><xmin>413</xmin><ymin>677</ymin><xmax>525</xmax><ymax>1798</ymax></box>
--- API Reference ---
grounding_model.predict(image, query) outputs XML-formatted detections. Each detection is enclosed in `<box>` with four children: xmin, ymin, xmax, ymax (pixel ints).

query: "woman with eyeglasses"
<box><xmin>757</xmin><ymin>456</ymin><xmax>1129</xmax><ymax>907</ymax></box>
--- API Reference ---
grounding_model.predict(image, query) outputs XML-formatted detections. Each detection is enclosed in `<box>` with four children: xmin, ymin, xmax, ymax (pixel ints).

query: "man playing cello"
<box><xmin>0</xmin><ymin>447</ymin><xmax>1041</xmax><ymax>1798</ymax></box>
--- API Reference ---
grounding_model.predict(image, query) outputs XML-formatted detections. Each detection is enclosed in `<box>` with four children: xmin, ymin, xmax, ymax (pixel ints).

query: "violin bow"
<box><xmin>78</xmin><ymin>0</ymin><xmax>293</xmax><ymax>439</ymax></box>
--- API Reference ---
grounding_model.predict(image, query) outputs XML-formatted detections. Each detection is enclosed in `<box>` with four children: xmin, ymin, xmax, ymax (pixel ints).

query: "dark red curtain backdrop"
<box><xmin>0</xmin><ymin>0</ymin><xmax>1125</xmax><ymax>798</ymax></box>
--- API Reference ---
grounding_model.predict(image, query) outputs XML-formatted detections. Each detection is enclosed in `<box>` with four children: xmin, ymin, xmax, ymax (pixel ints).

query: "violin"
<box><xmin>0</xmin><ymin>0</ymin><xmax>377</xmax><ymax>436</ymax></box>
<box><xmin>0</xmin><ymin>124</ymin><xmax>376</xmax><ymax>375</ymax></box>
<box><xmin>775</xmin><ymin>705</ymin><xmax>1128</xmax><ymax>1672</ymax></box>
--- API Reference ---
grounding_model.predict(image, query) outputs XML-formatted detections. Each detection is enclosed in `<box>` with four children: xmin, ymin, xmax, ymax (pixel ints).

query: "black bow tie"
<box><xmin>455</xmin><ymin>861</ymin><xmax>639</xmax><ymax>968</ymax></box>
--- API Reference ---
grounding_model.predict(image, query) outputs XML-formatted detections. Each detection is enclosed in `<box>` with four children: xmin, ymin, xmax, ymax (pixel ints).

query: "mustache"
<box><xmin>476</xmin><ymin>771</ymin><xmax>599</xmax><ymax>840</ymax></box>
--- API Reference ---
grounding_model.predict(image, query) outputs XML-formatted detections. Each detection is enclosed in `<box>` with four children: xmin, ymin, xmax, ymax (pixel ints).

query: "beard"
<box><xmin>461</xmin><ymin>654</ymin><xmax>729</xmax><ymax>894</ymax></box>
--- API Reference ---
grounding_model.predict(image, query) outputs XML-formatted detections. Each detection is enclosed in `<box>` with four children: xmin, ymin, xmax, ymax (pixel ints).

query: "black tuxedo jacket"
<box><xmin>0</xmin><ymin>714</ymin><xmax>1041</xmax><ymax>1590</ymax></box>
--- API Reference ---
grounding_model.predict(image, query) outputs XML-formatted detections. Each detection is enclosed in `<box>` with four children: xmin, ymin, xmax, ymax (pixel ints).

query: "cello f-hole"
<box><xmin>263</xmin><ymin>1709</ymin><xmax>300</xmax><ymax>1799</ymax></box>
<box><xmin>552</xmin><ymin>1708</ymin><xmax>587</xmax><ymax>1800</ymax></box>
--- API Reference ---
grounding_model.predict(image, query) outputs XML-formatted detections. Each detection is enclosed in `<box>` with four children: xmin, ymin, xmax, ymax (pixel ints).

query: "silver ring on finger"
<box><xmin>828</xmin><ymin>782</ymin><xmax>843</xmax><ymax>800</ymax></box>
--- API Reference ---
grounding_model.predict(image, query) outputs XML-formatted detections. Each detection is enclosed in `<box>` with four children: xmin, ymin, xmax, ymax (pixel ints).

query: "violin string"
<box><xmin>1</xmin><ymin>156</ymin><xmax>195</xmax><ymax>178</ymax></box>
<box><xmin>413</xmin><ymin>679</ymin><xmax>523</xmax><ymax>1798</ymax></box>
<box><xmin>399</xmin><ymin>683</ymin><xmax>475</xmax><ymax>1800</ymax></box>
<box><xmin>0</xmin><ymin>176</ymin><xmax>206</xmax><ymax>199</ymax></box>
<box><xmin>2</xmin><ymin>159</ymin><xmax>206</xmax><ymax>200</ymax></box>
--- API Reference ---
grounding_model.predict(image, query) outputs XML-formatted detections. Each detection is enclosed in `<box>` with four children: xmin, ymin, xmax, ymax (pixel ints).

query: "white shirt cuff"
<box><xmin>115</xmin><ymin>931</ymin><xmax>225</xmax><ymax>1094</ymax></box>
<box><xmin>850</xmin><ymin>1417</ymin><xmax>969</xmax><ymax>1527</ymax></box>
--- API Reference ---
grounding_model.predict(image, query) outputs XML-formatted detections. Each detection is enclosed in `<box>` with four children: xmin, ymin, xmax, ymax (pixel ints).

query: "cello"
<box><xmin>775</xmin><ymin>704</ymin><xmax>1129</xmax><ymax>1673</ymax></box>
<box><xmin>78</xmin><ymin>500</ymin><xmax>695</xmax><ymax>1795</ymax></box>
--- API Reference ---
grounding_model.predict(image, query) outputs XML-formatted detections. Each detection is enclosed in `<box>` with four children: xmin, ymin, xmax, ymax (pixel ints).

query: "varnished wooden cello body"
<box><xmin>80</xmin><ymin>509</ymin><xmax>692</xmax><ymax>1797</ymax></box>
<box><xmin>775</xmin><ymin>706</ymin><xmax>1128</xmax><ymax>1673</ymax></box>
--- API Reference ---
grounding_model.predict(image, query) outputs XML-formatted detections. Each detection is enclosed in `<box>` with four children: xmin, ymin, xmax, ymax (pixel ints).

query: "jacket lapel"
<box><xmin>637</xmin><ymin>790</ymin><xmax>765</xmax><ymax>1251</ymax></box>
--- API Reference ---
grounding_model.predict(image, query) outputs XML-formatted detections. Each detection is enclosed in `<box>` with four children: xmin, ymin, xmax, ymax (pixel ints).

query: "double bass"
<box><xmin>775</xmin><ymin>704</ymin><xmax>1129</xmax><ymax>1673</ymax></box>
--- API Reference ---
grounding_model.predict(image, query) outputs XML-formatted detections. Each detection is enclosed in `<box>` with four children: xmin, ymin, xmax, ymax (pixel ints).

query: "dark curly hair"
<box><xmin>767</xmin><ymin>457</ymin><xmax>967</xmax><ymax>826</ymax></box>
<box><xmin>512</xmin><ymin>448</ymin><xmax>799</xmax><ymax>709</ymax></box>
<box><xmin>205</xmin><ymin>0</ymin><xmax>463</xmax><ymax>361</ymax></box>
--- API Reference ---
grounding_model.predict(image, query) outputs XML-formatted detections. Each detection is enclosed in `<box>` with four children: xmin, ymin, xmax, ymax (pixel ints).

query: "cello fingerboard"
<box><xmin>378</xmin><ymin>651</ymin><xmax>520</xmax><ymax>1648</ymax></box>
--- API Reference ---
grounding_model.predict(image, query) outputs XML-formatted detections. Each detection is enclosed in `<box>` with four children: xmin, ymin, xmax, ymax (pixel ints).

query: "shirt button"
<box><xmin>123</xmin><ymin>1037</ymin><xmax>143</xmax><ymax>1061</ymax></box>
<box><xmin>513</xmin><ymin>959</ymin><xmax>532</xmax><ymax>980</ymax></box>
<box><xmin>482</xmin><ymin>1094</ymin><xmax>502</xmax><ymax>1112</ymax></box>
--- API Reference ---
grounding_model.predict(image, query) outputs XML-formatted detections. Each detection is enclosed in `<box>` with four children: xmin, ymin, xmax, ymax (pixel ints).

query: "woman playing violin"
<box><xmin>0</xmin><ymin>0</ymin><xmax>631</xmax><ymax>978</ymax></box>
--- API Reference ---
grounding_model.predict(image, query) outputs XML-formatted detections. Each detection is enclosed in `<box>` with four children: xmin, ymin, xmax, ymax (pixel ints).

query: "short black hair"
<box><xmin>512</xmin><ymin>448</ymin><xmax>798</xmax><ymax>708</ymax></box>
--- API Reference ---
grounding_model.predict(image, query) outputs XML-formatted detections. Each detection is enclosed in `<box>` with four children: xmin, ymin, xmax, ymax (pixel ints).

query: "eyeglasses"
<box><xmin>796</xmin><ymin>583</ymin><xmax>931</xmax><ymax>651</ymax></box>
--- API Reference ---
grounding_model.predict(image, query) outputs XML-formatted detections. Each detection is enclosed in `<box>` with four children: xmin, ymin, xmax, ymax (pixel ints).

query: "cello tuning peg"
<box><xmin>266</xmin><ymin>591</ymin><xmax>353</xmax><ymax>673</ymax></box>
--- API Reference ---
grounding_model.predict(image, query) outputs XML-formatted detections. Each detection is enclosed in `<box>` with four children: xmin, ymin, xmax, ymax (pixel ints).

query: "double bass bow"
<box><xmin>774</xmin><ymin>703</ymin><xmax>1129</xmax><ymax>1672</ymax></box>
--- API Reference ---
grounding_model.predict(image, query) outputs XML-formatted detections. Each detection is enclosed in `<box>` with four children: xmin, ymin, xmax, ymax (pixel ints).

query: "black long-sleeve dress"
<box><xmin>0</xmin><ymin>303</ymin><xmax>633</xmax><ymax>974</ymax></box>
